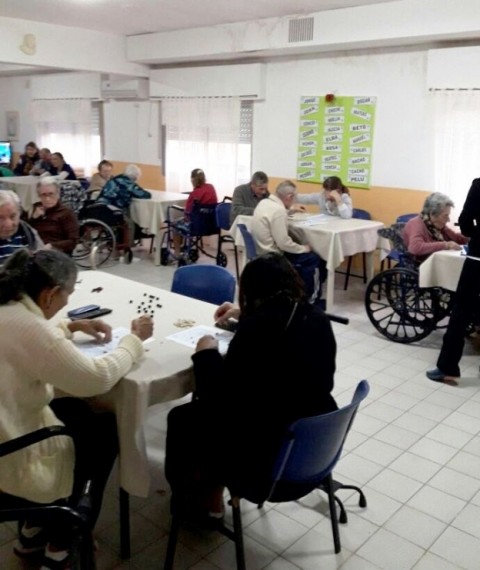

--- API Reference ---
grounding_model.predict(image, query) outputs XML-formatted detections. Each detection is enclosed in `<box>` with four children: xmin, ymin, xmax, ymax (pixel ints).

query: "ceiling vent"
<box><xmin>101</xmin><ymin>78</ymin><xmax>149</xmax><ymax>100</ymax></box>
<box><xmin>288</xmin><ymin>17</ymin><xmax>314</xmax><ymax>43</ymax></box>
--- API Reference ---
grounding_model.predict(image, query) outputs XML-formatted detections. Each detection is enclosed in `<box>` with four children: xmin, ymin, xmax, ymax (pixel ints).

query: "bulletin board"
<box><xmin>296</xmin><ymin>95</ymin><xmax>377</xmax><ymax>189</ymax></box>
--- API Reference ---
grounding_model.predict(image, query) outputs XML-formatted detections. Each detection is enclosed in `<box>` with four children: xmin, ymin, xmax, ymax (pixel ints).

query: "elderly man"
<box><xmin>24</xmin><ymin>178</ymin><xmax>79</xmax><ymax>255</ymax></box>
<box><xmin>230</xmin><ymin>171</ymin><xmax>269</xmax><ymax>225</ymax></box>
<box><xmin>0</xmin><ymin>191</ymin><xmax>43</xmax><ymax>265</ymax></box>
<box><xmin>251</xmin><ymin>180</ymin><xmax>327</xmax><ymax>305</ymax></box>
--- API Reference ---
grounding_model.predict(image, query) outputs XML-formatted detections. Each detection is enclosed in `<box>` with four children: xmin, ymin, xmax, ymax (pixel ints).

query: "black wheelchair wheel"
<box><xmin>365</xmin><ymin>268</ymin><xmax>438</xmax><ymax>343</ymax></box>
<box><xmin>73</xmin><ymin>219</ymin><xmax>116</xmax><ymax>269</ymax></box>
<box><xmin>216</xmin><ymin>251</ymin><xmax>228</xmax><ymax>267</ymax></box>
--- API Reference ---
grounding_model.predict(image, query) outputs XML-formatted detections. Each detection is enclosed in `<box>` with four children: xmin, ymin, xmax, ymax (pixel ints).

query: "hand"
<box><xmin>289</xmin><ymin>204</ymin><xmax>306</xmax><ymax>213</ymax></box>
<box><xmin>447</xmin><ymin>241</ymin><xmax>462</xmax><ymax>251</ymax></box>
<box><xmin>303</xmin><ymin>244</ymin><xmax>312</xmax><ymax>253</ymax></box>
<box><xmin>328</xmin><ymin>190</ymin><xmax>341</xmax><ymax>204</ymax></box>
<box><xmin>42</xmin><ymin>243</ymin><xmax>53</xmax><ymax>250</ymax></box>
<box><xmin>131</xmin><ymin>315</ymin><xmax>153</xmax><ymax>341</ymax></box>
<box><xmin>68</xmin><ymin>319</ymin><xmax>112</xmax><ymax>343</ymax></box>
<box><xmin>196</xmin><ymin>335</ymin><xmax>218</xmax><ymax>352</ymax></box>
<box><xmin>32</xmin><ymin>206</ymin><xmax>45</xmax><ymax>219</ymax></box>
<box><xmin>214</xmin><ymin>302</ymin><xmax>240</xmax><ymax>325</ymax></box>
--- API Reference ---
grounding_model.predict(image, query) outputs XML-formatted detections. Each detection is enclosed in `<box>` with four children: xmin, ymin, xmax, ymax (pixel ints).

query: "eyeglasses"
<box><xmin>39</xmin><ymin>192</ymin><xmax>57</xmax><ymax>198</ymax></box>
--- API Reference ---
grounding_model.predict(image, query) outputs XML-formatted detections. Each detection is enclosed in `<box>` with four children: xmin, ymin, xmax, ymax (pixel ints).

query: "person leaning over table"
<box><xmin>427</xmin><ymin>180</ymin><xmax>480</xmax><ymax>385</ymax></box>
<box><xmin>31</xmin><ymin>147</ymin><xmax>52</xmax><ymax>176</ymax></box>
<box><xmin>0</xmin><ymin>248</ymin><xmax>153</xmax><ymax>569</ymax></box>
<box><xmin>165</xmin><ymin>252</ymin><xmax>338</xmax><ymax>519</ymax></box>
<box><xmin>295</xmin><ymin>175</ymin><xmax>353</xmax><ymax>219</ymax></box>
<box><xmin>230</xmin><ymin>170</ymin><xmax>269</xmax><ymax>225</ymax></box>
<box><xmin>251</xmin><ymin>179</ymin><xmax>327</xmax><ymax>306</ymax></box>
<box><xmin>402</xmin><ymin>192</ymin><xmax>468</xmax><ymax>263</ymax></box>
<box><xmin>0</xmin><ymin>190</ymin><xmax>43</xmax><ymax>266</ymax></box>
<box><xmin>48</xmin><ymin>152</ymin><xmax>78</xmax><ymax>181</ymax></box>
<box><xmin>24</xmin><ymin>177</ymin><xmax>79</xmax><ymax>255</ymax></box>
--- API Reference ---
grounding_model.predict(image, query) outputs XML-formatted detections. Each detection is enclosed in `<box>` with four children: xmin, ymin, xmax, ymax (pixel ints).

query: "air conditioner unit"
<box><xmin>101</xmin><ymin>78</ymin><xmax>149</xmax><ymax>100</ymax></box>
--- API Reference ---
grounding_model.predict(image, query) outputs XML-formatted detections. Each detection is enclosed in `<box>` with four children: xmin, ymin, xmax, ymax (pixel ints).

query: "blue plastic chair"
<box><xmin>236</xmin><ymin>223</ymin><xmax>257</xmax><ymax>262</ymax></box>
<box><xmin>164</xmin><ymin>380</ymin><xmax>370</xmax><ymax>570</ymax></box>
<box><xmin>216</xmin><ymin>200</ymin><xmax>239</xmax><ymax>279</ymax></box>
<box><xmin>342</xmin><ymin>208</ymin><xmax>372</xmax><ymax>290</ymax></box>
<box><xmin>171</xmin><ymin>264</ymin><xmax>236</xmax><ymax>306</ymax></box>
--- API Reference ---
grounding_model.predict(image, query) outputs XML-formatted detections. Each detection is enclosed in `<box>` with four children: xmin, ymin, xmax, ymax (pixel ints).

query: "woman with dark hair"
<box><xmin>0</xmin><ymin>249</ymin><xmax>153</xmax><ymax>568</ymax></box>
<box><xmin>296</xmin><ymin>175</ymin><xmax>353</xmax><ymax>218</ymax></box>
<box><xmin>13</xmin><ymin>141</ymin><xmax>40</xmax><ymax>175</ymax></box>
<box><xmin>48</xmin><ymin>152</ymin><xmax>77</xmax><ymax>181</ymax></box>
<box><xmin>165</xmin><ymin>252</ymin><xmax>337</xmax><ymax>517</ymax></box>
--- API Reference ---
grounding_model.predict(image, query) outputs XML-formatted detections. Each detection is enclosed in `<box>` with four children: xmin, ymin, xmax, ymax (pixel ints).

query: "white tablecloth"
<box><xmin>419</xmin><ymin>250</ymin><xmax>480</xmax><ymax>291</ymax></box>
<box><xmin>0</xmin><ymin>175</ymin><xmax>39</xmax><ymax>210</ymax></box>
<box><xmin>130</xmin><ymin>190</ymin><xmax>187</xmax><ymax>265</ymax></box>
<box><xmin>57</xmin><ymin>271</ymin><xmax>216</xmax><ymax>497</ymax></box>
<box><xmin>230</xmin><ymin>214</ymin><xmax>388</xmax><ymax>309</ymax></box>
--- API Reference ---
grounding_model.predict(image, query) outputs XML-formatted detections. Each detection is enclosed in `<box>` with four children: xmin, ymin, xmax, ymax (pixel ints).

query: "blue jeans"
<box><xmin>284</xmin><ymin>251</ymin><xmax>327</xmax><ymax>301</ymax></box>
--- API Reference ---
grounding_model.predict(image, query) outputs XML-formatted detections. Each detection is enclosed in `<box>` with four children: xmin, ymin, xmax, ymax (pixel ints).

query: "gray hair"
<box><xmin>251</xmin><ymin>171</ymin><xmax>268</xmax><ymax>185</ymax></box>
<box><xmin>37</xmin><ymin>177</ymin><xmax>60</xmax><ymax>193</ymax></box>
<box><xmin>422</xmin><ymin>192</ymin><xmax>455</xmax><ymax>217</ymax></box>
<box><xmin>0</xmin><ymin>190</ymin><xmax>21</xmax><ymax>211</ymax></box>
<box><xmin>275</xmin><ymin>180</ymin><xmax>297</xmax><ymax>198</ymax></box>
<box><xmin>124</xmin><ymin>164</ymin><xmax>141</xmax><ymax>181</ymax></box>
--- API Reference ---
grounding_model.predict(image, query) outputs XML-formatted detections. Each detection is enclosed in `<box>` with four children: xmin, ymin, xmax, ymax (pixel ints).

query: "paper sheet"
<box><xmin>294</xmin><ymin>214</ymin><xmax>331</xmax><ymax>226</ymax></box>
<box><xmin>74</xmin><ymin>327</ymin><xmax>153</xmax><ymax>357</ymax></box>
<box><xmin>166</xmin><ymin>325</ymin><xmax>234</xmax><ymax>354</ymax></box>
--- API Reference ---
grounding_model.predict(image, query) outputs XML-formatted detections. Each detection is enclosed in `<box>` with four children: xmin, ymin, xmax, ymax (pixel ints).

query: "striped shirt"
<box><xmin>0</xmin><ymin>222</ymin><xmax>40</xmax><ymax>266</ymax></box>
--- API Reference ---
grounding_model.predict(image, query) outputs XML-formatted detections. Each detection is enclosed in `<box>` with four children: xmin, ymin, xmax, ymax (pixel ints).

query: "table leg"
<box><xmin>120</xmin><ymin>487</ymin><xmax>131</xmax><ymax>559</ymax></box>
<box><xmin>326</xmin><ymin>268</ymin><xmax>334</xmax><ymax>310</ymax></box>
<box><xmin>365</xmin><ymin>251</ymin><xmax>375</xmax><ymax>282</ymax></box>
<box><xmin>154</xmin><ymin>234</ymin><xmax>162</xmax><ymax>266</ymax></box>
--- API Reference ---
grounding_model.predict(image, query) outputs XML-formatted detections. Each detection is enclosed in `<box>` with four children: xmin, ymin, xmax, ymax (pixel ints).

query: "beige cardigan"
<box><xmin>0</xmin><ymin>296</ymin><xmax>144</xmax><ymax>503</ymax></box>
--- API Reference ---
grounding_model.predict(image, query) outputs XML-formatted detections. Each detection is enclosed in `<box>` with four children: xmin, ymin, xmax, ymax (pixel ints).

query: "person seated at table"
<box><xmin>96</xmin><ymin>164</ymin><xmax>151</xmax><ymax>247</ymax></box>
<box><xmin>0</xmin><ymin>248</ymin><xmax>153</xmax><ymax>569</ymax></box>
<box><xmin>47</xmin><ymin>152</ymin><xmax>77</xmax><ymax>181</ymax></box>
<box><xmin>88</xmin><ymin>159</ymin><xmax>114</xmax><ymax>199</ymax></box>
<box><xmin>172</xmin><ymin>168</ymin><xmax>218</xmax><ymax>255</ymax></box>
<box><xmin>403</xmin><ymin>192</ymin><xmax>468</xmax><ymax>263</ymax></box>
<box><xmin>23</xmin><ymin>177</ymin><xmax>79</xmax><ymax>255</ymax></box>
<box><xmin>165</xmin><ymin>252</ymin><xmax>337</xmax><ymax>518</ymax></box>
<box><xmin>230</xmin><ymin>171</ymin><xmax>269</xmax><ymax>225</ymax></box>
<box><xmin>0</xmin><ymin>191</ymin><xmax>43</xmax><ymax>266</ymax></box>
<box><xmin>251</xmin><ymin>180</ymin><xmax>327</xmax><ymax>306</ymax></box>
<box><xmin>295</xmin><ymin>175</ymin><xmax>353</xmax><ymax>219</ymax></box>
<box><xmin>31</xmin><ymin>147</ymin><xmax>52</xmax><ymax>175</ymax></box>
<box><xmin>13</xmin><ymin>141</ymin><xmax>40</xmax><ymax>176</ymax></box>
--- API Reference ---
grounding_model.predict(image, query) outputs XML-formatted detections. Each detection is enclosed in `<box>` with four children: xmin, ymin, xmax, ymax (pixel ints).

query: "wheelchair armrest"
<box><xmin>170</xmin><ymin>205</ymin><xmax>185</xmax><ymax>212</ymax></box>
<box><xmin>0</xmin><ymin>426</ymin><xmax>71</xmax><ymax>458</ymax></box>
<box><xmin>324</xmin><ymin>313</ymin><xmax>349</xmax><ymax>326</ymax></box>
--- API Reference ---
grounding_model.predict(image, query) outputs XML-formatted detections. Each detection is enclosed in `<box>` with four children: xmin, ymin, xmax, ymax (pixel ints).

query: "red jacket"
<box><xmin>185</xmin><ymin>183</ymin><xmax>217</xmax><ymax>215</ymax></box>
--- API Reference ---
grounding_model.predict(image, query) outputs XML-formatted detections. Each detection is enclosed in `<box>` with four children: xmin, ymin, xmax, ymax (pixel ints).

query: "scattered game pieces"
<box><xmin>91</xmin><ymin>287</ymin><xmax>103</xmax><ymax>293</ymax></box>
<box><xmin>173</xmin><ymin>318</ymin><xmax>196</xmax><ymax>328</ymax></box>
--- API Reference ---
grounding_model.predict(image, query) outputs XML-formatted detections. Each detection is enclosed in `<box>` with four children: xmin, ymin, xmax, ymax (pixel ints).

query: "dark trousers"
<box><xmin>284</xmin><ymin>251</ymin><xmax>327</xmax><ymax>301</ymax></box>
<box><xmin>437</xmin><ymin>257</ymin><xmax>480</xmax><ymax>376</ymax></box>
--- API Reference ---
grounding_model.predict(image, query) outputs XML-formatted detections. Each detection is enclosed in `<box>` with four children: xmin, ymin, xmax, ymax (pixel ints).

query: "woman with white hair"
<box><xmin>402</xmin><ymin>192</ymin><xmax>468</xmax><ymax>263</ymax></box>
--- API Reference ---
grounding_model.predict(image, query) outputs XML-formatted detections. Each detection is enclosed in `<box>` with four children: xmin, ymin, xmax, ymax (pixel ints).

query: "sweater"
<box><xmin>185</xmin><ymin>183</ymin><xmax>217</xmax><ymax>215</ymax></box>
<box><xmin>296</xmin><ymin>191</ymin><xmax>353</xmax><ymax>219</ymax></box>
<box><xmin>26</xmin><ymin>201</ymin><xmax>79</xmax><ymax>254</ymax></box>
<box><xmin>0</xmin><ymin>296</ymin><xmax>144</xmax><ymax>503</ymax></box>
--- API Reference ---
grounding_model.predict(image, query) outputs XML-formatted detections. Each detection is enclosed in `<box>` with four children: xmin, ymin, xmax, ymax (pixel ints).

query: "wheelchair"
<box><xmin>160</xmin><ymin>201</ymin><xmax>220</xmax><ymax>267</ymax></box>
<box><xmin>365</xmin><ymin>223</ymin><xmax>454</xmax><ymax>343</ymax></box>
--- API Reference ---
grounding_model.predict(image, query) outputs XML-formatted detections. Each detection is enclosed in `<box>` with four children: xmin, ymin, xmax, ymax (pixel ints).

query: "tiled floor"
<box><xmin>3</xmin><ymin>244</ymin><xmax>480</xmax><ymax>569</ymax></box>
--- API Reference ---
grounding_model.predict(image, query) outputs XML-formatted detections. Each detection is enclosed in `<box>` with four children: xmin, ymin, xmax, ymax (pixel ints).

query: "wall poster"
<box><xmin>297</xmin><ymin>95</ymin><xmax>376</xmax><ymax>189</ymax></box>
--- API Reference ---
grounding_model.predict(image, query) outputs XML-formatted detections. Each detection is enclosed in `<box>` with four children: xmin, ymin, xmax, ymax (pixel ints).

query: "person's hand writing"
<box><xmin>68</xmin><ymin>319</ymin><xmax>112</xmax><ymax>343</ymax></box>
<box><xmin>214</xmin><ymin>302</ymin><xmax>240</xmax><ymax>325</ymax></box>
<box><xmin>131</xmin><ymin>315</ymin><xmax>153</xmax><ymax>341</ymax></box>
<box><xmin>196</xmin><ymin>335</ymin><xmax>218</xmax><ymax>352</ymax></box>
<box><xmin>447</xmin><ymin>241</ymin><xmax>462</xmax><ymax>251</ymax></box>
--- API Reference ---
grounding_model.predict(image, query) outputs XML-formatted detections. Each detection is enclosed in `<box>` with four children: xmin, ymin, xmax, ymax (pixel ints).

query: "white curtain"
<box><xmin>32</xmin><ymin>99</ymin><xmax>94</xmax><ymax>176</ymax></box>
<box><xmin>430</xmin><ymin>90</ymin><xmax>480</xmax><ymax>220</ymax></box>
<box><xmin>162</xmin><ymin>98</ymin><xmax>242</xmax><ymax>200</ymax></box>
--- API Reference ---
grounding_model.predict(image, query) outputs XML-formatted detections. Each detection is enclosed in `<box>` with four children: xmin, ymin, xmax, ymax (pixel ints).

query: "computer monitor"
<box><xmin>0</xmin><ymin>141</ymin><xmax>12</xmax><ymax>165</ymax></box>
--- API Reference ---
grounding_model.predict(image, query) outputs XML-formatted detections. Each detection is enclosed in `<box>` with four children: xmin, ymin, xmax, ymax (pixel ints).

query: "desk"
<box><xmin>60</xmin><ymin>271</ymin><xmax>215</xmax><ymax>498</ymax></box>
<box><xmin>230</xmin><ymin>214</ymin><xmax>388</xmax><ymax>309</ymax></box>
<box><xmin>0</xmin><ymin>175</ymin><xmax>38</xmax><ymax>210</ymax></box>
<box><xmin>130</xmin><ymin>190</ymin><xmax>187</xmax><ymax>265</ymax></box>
<box><xmin>419</xmin><ymin>250</ymin><xmax>480</xmax><ymax>291</ymax></box>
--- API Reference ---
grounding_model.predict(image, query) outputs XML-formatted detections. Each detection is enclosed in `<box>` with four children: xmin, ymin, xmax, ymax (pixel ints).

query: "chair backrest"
<box><xmin>352</xmin><ymin>208</ymin><xmax>372</xmax><ymax>220</ymax></box>
<box><xmin>237</xmin><ymin>223</ymin><xmax>257</xmax><ymax>261</ymax></box>
<box><xmin>216</xmin><ymin>202</ymin><xmax>232</xmax><ymax>231</ymax></box>
<box><xmin>60</xmin><ymin>181</ymin><xmax>87</xmax><ymax>215</ymax></box>
<box><xmin>171</xmin><ymin>264</ymin><xmax>236</xmax><ymax>305</ymax></box>
<box><xmin>265</xmin><ymin>380</ymin><xmax>370</xmax><ymax>501</ymax></box>
<box><xmin>189</xmin><ymin>202</ymin><xmax>219</xmax><ymax>237</ymax></box>
<box><xmin>396</xmin><ymin>213</ymin><xmax>417</xmax><ymax>224</ymax></box>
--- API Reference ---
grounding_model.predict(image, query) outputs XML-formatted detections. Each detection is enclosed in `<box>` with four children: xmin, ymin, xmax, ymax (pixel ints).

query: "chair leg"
<box><xmin>231</xmin><ymin>497</ymin><xmax>246</xmax><ymax>570</ymax></box>
<box><xmin>233</xmin><ymin>245</ymin><xmax>240</xmax><ymax>281</ymax></box>
<box><xmin>340</xmin><ymin>484</ymin><xmax>367</xmax><ymax>508</ymax></box>
<box><xmin>344</xmin><ymin>257</ymin><xmax>353</xmax><ymax>290</ymax></box>
<box><xmin>164</xmin><ymin>514</ymin><xmax>181</xmax><ymax>570</ymax></box>
<box><xmin>362</xmin><ymin>252</ymin><xmax>367</xmax><ymax>283</ymax></box>
<box><xmin>334</xmin><ymin>495</ymin><xmax>348</xmax><ymax>524</ymax></box>
<box><xmin>119</xmin><ymin>488</ymin><xmax>130</xmax><ymax>559</ymax></box>
<box><xmin>324</xmin><ymin>474</ymin><xmax>341</xmax><ymax>553</ymax></box>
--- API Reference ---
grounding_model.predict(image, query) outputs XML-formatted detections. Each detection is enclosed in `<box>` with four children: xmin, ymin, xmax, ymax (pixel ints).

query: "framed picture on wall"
<box><xmin>6</xmin><ymin>111</ymin><xmax>19</xmax><ymax>141</ymax></box>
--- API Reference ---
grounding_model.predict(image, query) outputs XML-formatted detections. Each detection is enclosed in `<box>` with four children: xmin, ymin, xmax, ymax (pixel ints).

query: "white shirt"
<box><xmin>297</xmin><ymin>191</ymin><xmax>353</xmax><ymax>219</ymax></box>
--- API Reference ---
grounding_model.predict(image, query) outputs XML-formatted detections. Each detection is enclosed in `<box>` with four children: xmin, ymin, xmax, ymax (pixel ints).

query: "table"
<box><xmin>57</xmin><ymin>270</ymin><xmax>216</xmax><ymax>498</ymax></box>
<box><xmin>419</xmin><ymin>250</ymin><xmax>480</xmax><ymax>291</ymax></box>
<box><xmin>230</xmin><ymin>214</ymin><xmax>388</xmax><ymax>309</ymax></box>
<box><xmin>0</xmin><ymin>175</ymin><xmax>39</xmax><ymax>210</ymax></box>
<box><xmin>130</xmin><ymin>190</ymin><xmax>187</xmax><ymax>265</ymax></box>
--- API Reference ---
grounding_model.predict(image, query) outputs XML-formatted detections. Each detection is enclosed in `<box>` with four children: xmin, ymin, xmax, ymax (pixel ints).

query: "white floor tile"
<box><xmin>446</xmin><ymin>450</ymin><xmax>480</xmax><ymax>478</ymax></box>
<box><xmin>352</xmin><ymin>488</ymin><xmax>402</xmax><ymax>526</ymax></box>
<box><xmin>367</xmin><ymin>469</ymin><xmax>422</xmax><ymax>503</ymax></box>
<box><xmin>430</xmin><ymin>526</ymin><xmax>480</xmax><ymax>570</ymax></box>
<box><xmin>408</xmin><ymin>438</ymin><xmax>458</xmax><ymax>465</ymax></box>
<box><xmin>373</xmin><ymin>424</ymin><xmax>422</xmax><ymax>450</ymax></box>
<box><xmin>391</xmin><ymin>412</ymin><xmax>437</xmax><ymax>436</ymax></box>
<box><xmin>451</xmin><ymin>503</ymin><xmax>480</xmax><ymax>539</ymax></box>
<box><xmin>356</xmin><ymin>528</ymin><xmax>424</xmax><ymax>569</ymax></box>
<box><xmin>244</xmin><ymin>509</ymin><xmax>310</xmax><ymax>554</ymax></box>
<box><xmin>406</xmin><ymin>485</ymin><xmax>466</xmax><ymax>523</ymax></box>
<box><xmin>428</xmin><ymin>466</ymin><xmax>480</xmax><ymax>501</ymax></box>
<box><xmin>384</xmin><ymin>505</ymin><xmax>447</xmax><ymax>549</ymax></box>
<box><xmin>206</xmin><ymin>534</ymin><xmax>276</xmax><ymax>570</ymax></box>
<box><xmin>388</xmin><ymin>452</ymin><xmax>442</xmax><ymax>483</ymax></box>
<box><xmin>413</xmin><ymin>552</ymin><xmax>462</xmax><ymax>570</ymax></box>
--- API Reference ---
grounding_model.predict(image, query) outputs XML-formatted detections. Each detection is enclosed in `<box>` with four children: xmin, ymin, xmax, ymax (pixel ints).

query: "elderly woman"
<box><xmin>87</xmin><ymin>159</ymin><xmax>113</xmax><ymax>199</ymax></box>
<box><xmin>0</xmin><ymin>249</ymin><xmax>153</xmax><ymax>567</ymax></box>
<box><xmin>403</xmin><ymin>192</ymin><xmax>468</xmax><ymax>263</ymax></box>
<box><xmin>48</xmin><ymin>152</ymin><xmax>77</xmax><ymax>181</ymax></box>
<box><xmin>295</xmin><ymin>176</ymin><xmax>353</xmax><ymax>219</ymax></box>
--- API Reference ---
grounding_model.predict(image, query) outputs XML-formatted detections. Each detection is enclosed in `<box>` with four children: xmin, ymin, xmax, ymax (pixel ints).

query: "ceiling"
<box><xmin>1</xmin><ymin>0</ymin><xmax>396</xmax><ymax>36</ymax></box>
